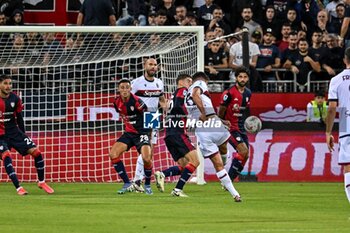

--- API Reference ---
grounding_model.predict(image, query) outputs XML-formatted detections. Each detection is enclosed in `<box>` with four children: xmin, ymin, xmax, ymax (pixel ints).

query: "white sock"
<box><xmin>133</xmin><ymin>154</ymin><xmax>144</xmax><ymax>181</ymax></box>
<box><xmin>344</xmin><ymin>172</ymin><xmax>350</xmax><ymax>203</ymax></box>
<box><xmin>216</xmin><ymin>169</ymin><xmax>240</xmax><ymax>197</ymax></box>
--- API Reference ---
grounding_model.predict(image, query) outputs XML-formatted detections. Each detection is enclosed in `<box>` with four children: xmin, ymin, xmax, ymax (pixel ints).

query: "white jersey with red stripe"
<box><xmin>186</xmin><ymin>80</ymin><xmax>216</xmax><ymax>120</ymax></box>
<box><xmin>131</xmin><ymin>75</ymin><xmax>164</xmax><ymax>111</ymax></box>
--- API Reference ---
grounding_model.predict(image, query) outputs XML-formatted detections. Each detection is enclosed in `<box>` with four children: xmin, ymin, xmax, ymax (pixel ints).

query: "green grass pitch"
<box><xmin>0</xmin><ymin>182</ymin><xmax>349</xmax><ymax>233</ymax></box>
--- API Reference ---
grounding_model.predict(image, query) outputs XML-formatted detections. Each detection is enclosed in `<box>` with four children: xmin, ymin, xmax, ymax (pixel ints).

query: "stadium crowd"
<box><xmin>0</xmin><ymin>0</ymin><xmax>349</xmax><ymax>92</ymax></box>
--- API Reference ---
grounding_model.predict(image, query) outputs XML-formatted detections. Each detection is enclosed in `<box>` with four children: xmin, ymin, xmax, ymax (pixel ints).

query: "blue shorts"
<box><xmin>164</xmin><ymin>134</ymin><xmax>195</xmax><ymax>162</ymax></box>
<box><xmin>117</xmin><ymin>132</ymin><xmax>151</xmax><ymax>154</ymax></box>
<box><xmin>228</xmin><ymin>131</ymin><xmax>249</xmax><ymax>150</ymax></box>
<box><xmin>0</xmin><ymin>131</ymin><xmax>36</xmax><ymax>156</ymax></box>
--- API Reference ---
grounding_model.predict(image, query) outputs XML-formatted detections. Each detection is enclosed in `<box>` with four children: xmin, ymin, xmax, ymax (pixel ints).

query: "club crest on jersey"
<box><xmin>10</xmin><ymin>102</ymin><xmax>15</xmax><ymax>108</ymax></box>
<box><xmin>246</xmin><ymin>97</ymin><xmax>249</xmax><ymax>102</ymax></box>
<box><xmin>130</xmin><ymin>106</ymin><xmax>134</xmax><ymax>111</ymax></box>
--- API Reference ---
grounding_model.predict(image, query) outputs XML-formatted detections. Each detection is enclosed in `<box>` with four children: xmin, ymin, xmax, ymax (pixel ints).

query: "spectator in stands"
<box><xmin>186</xmin><ymin>11</ymin><xmax>198</xmax><ymax>26</ymax></box>
<box><xmin>340</xmin><ymin>0</ymin><xmax>350</xmax><ymax>48</ymax></box>
<box><xmin>77</xmin><ymin>0</ymin><xmax>116</xmax><ymax>26</ymax></box>
<box><xmin>148</xmin><ymin>12</ymin><xmax>157</xmax><ymax>25</ymax></box>
<box><xmin>314</xmin><ymin>9</ymin><xmax>332</xmax><ymax>34</ymax></box>
<box><xmin>8</xmin><ymin>8</ymin><xmax>23</xmax><ymax>25</ymax></box>
<box><xmin>257</xmin><ymin>28</ymin><xmax>281</xmax><ymax>81</ymax></box>
<box><xmin>153</xmin><ymin>0</ymin><xmax>176</xmax><ymax>25</ymax></box>
<box><xmin>204</xmin><ymin>41</ymin><xmax>228</xmax><ymax>91</ymax></box>
<box><xmin>297</xmin><ymin>28</ymin><xmax>308</xmax><ymax>40</ymax></box>
<box><xmin>306</xmin><ymin>90</ymin><xmax>327</xmax><ymax>124</ymax></box>
<box><xmin>154</xmin><ymin>9</ymin><xmax>169</xmax><ymax>26</ymax></box>
<box><xmin>236</xmin><ymin>6</ymin><xmax>263</xmax><ymax>40</ymax></box>
<box><xmin>8</xmin><ymin>33</ymin><xmax>28</xmax><ymax>89</ymax></box>
<box><xmin>251</xmin><ymin>30</ymin><xmax>262</xmax><ymax>45</ymax></box>
<box><xmin>197</xmin><ymin>0</ymin><xmax>216</xmax><ymax>29</ymax></box>
<box><xmin>207</xmin><ymin>7</ymin><xmax>231</xmax><ymax>35</ymax></box>
<box><xmin>322</xmin><ymin>33</ymin><xmax>345</xmax><ymax>76</ymax></box>
<box><xmin>0</xmin><ymin>0</ymin><xmax>23</xmax><ymax>20</ymax></box>
<box><xmin>309</xmin><ymin>30</ymin><xmax>327</xmax><ymax>63</ymax></box>
<box><xmin>277</xmin><ymin>23</ymin><xmax>292</xmax><ymax>52</ymax></box>
<box><xmin>326</xmin><ymin>0</ymin><xmax>344</xmax><ymax>20</ymax></box>
<box><xmin>266</xmin><ymin>0</ymin><xmax>289</xmax><ymax>22</ymax></box>
<box><xmin>0</xmin><ymin>11</ymin><xmax>5</xmax><ymax>25</ymax></box>
<box><xmin>174</xmin><ymin>5</ymin><xmax>190</xmax><ymax>25</ymax></box>
<box><xmin>117</xmin><ymin>0</ymin><xmax>147</xmax><ymax>26</ymax></box>
<box><xmin>261</xmin><ymin>5</ymin><xmax>282</xmax><ymax>40</ymax></box>
<box><xmin>230</xmin><ymin>0</ymin><xmax>263</xmax><ymax>31</ymax></box>
<box><xmin>284</xmin><ymin>38</ymin><xmax>321</xmax><ymax>87</ymax></box>
<box><xmin>204</xmin><ymin>30</ymin><xmax>216</xmax><ymax>47</ymax></box>
<box><xmin>329</xmin><ymin>3</ymin><xmax>346</xmax><ymax>35</ymax></box>
<box><xmin>286</xmin><ymin>7</ymin><xmax>302</xmax><ymax>32</ymax></box>
<box><xmin>229</xmin><ymin>36</ymin><xmax>262</xmax><ymax>92</ymax></box>
<box><xmin>279</xmin><ymin>30</ymin><xmax>299</xmax><ymax>81</ymax></box>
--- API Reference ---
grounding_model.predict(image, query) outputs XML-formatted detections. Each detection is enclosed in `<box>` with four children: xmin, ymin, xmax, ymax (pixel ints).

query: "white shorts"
<box><xmin>195</xmin><ymin>117</ymin><xmax>230</xmax><ymax>158</ymax></box>
<box><xmin>338</xmin><ymin>136</ymin><xmax>350</xmax><ymax>164</ymax></box>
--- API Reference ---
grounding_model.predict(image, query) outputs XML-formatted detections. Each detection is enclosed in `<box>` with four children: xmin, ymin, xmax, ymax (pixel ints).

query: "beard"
<box><xmin>237</xmin><ymin>81</ymin><xmax>247</xmax><ymax>87</ymax></box>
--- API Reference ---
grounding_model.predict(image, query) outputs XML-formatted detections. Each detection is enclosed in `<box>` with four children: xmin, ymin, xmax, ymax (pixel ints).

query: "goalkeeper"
<box><xmin>0</xmin><ymin>75</ymin><xmax>54</xmax><ymax>195</ymax></box>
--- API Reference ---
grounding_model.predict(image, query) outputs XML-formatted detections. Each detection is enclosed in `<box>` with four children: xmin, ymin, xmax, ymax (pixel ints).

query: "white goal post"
<box><xmin>0</xmin><ymin>26</ymin><xmax>206</xmax><ymax>184</ymax></box>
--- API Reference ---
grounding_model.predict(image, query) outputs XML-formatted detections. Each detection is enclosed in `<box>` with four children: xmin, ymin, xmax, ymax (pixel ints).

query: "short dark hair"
<box><xmin>176</xmin><ymin>74</ymin><xmax>191</xmax><ymax>84</ymax></box>
<box><xmin>345</xmin><ymin>47</ymin><xmax>350</xmax><ymax>63</ymax></box>
<box><xmin>0</xmin><ymin>74</ymin><xmax>11</xmax><ymax>82</ymax></box>
<box><xmin>315</xmin><ymin>90</ymin><xmax>325</xmax><ymax>97</ymax></box>
<box><xmin>192</xmin><ymin>72</ymin><xmax>209</xmax><ymax>82</ymax></box>
<box><xmin>118</xmin><ymin>78</ymin><xmax>131</xmax><ymax>86</ymax></box>
<box><xmin>235</xmin><ymin>66</ymin><xmax>250</xmax><ymax>77</ymax></box>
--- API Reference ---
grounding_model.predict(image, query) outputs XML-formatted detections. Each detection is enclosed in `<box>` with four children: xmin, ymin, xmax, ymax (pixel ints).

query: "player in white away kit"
<box><xmin>186</xmin><ymin>72</ymin><xmax>241</xmax><ymax>202</ymax></box>
<box><xmin>131</xmin><ymin>58</ymin><xmax>166</xmax><ymax>192</ymax></box>
<box><xmin>326</xmin><ymin>47</ymin><xmax>350</xmax><ymax>204</ymax></box>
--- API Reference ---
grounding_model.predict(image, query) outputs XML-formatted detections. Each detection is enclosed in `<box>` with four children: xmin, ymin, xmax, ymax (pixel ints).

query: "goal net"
<box><xmin>0</xmin><ymin>26</ymin><xmax>205</xmax><ymax>183</ymax></box>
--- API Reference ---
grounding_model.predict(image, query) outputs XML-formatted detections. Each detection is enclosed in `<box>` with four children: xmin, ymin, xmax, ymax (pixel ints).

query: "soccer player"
<box><xmin>154</xmin><ymin>74</ymin><xmax>199</xmax><ymax>197</ymax></box>
<box><xmin>0</xmin><ymin>74</ymin><xmax>54</xmax><ymax>195</ymax></box>
<box><xmin>218</xmin><ymin>66</ymin><xmax>251</xmax><ymax>182</ymax></box>
<box><xmin>111</xmin><ymin>79</ymin><xmax>153</xmax><ymax>194</ymax></box>
<box><xmin>185</xmin><ymin>72</ymin><xmax>241</xmax><ymax>202</ymax></box>
<box><xmin>326</xmin><ymin>47</ymin><xmax>350</xmax><ymax>204</ymax></box>
<box><xmin>130</xmin><ymin>58</ymin><xmax>166</xmax><ymax>192</ymax></box>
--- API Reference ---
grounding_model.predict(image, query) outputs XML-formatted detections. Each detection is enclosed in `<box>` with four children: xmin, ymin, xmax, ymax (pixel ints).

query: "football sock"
<box><xmin>217</xmin><ymin>169</ymin><xmax>240</xmax><ymax>197</ymax></box>
<box><xmin>112</xmin><ymin>158</ymin><xmax>130</xmax><ymax>184</ymax></box>
<box><xmin>3</xmin><ymin>156</ymin><xmax>20</xmax><ymax>189</ymax></box>
<box><xmin>344</xmin><ymin>172</ymin><xmax>350</xmax><ymax>203</ymax></box>
<box><xmin>175</xmin><ymin>163</ymin><xmax>196</xmax><ymax>190</ymax></box>
<box><xmin>228</xmin><ymin>158</ymin><xmax>243</xmax><ymax>180</ymax></box>
<box><xmin>144</xmin><ymin>164</ymin><xmax>153</xmax><ymax>186</ymax></box>
<box><xmin>162</xmin><ymin>165</ymin><xmax>182</xmax><ymax>177</ymax></box>
<box><xmin>34</xmin><ymin>155</ymin><xmax>45</xmax><ymax>182</ymax></box>
<box><xmin>133</xmin><ymin>154</ymin><xmax>144</xmax><ymax>182</ymax></box>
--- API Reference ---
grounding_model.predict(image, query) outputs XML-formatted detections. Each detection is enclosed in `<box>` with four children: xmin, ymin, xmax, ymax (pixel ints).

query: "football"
<box><xmin>244</xmin><ymin>116</ymin><xmax>262</xmax><ymax>134</ymax></box>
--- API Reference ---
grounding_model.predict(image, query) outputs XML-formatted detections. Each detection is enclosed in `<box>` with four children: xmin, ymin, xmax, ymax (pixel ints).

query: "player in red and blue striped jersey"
<box><xmin>0</xmin><ymin>75</ymin><xmax>54</xmax><ymax>195</ymax></box>
<box><xmin>154</xmin><ymin>74</ymin><xmax>199</xmax><ymax>197</ymax></box>
<box><xmin>218</xmin><ymin>66</ymin><xmax>252</xmax><ymax>181</ymax></box>
<box><xmin>110</xmin><ymin>79</ymin><xmax>154</xmax><ymax>194</ymax></box>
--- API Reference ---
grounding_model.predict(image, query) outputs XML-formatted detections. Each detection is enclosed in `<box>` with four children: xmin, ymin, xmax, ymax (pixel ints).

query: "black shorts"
<box><xmin>117</xmin><ymin>132</ymin><xmax>151</xmax><ymax>154</ymax></box>
<box><xmin>0</xmin><ymin>131</ymin><xmax>36</xmax><ymax>156</ymax></box>
<box><xmin>164</xmin><ymin>134</ymin><xmax>195</xmax><ymax>162</ymax></box>
<box><xmin>228</xmin><ymin>131</ymin><xmax>249</xmax><ymax>150</ymax></box>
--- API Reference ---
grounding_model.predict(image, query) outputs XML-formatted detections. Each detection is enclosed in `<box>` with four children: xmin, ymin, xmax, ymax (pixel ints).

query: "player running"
<box><xmin>110</xmin><ymin>79</ymin><xmax>153</xmax><ymax>194</ymax></box>
<box><xmin>218</xmin><ymin>66</ymin><xmax>251</xmax><ymax>181</ymax></box>
<box><xmin>154</xmin><ymin>74</ymin><xmax>199</xmax><ymax>197</ymax></box>
<box><xmin>0</xmin><ymin>74</ymin><xmax>54</xmax><ymax>195</ymax></box>
<box><xmin>185</xmin><ymin>72</ymin><xmax>241</xmax><ymax>202</ymax></box>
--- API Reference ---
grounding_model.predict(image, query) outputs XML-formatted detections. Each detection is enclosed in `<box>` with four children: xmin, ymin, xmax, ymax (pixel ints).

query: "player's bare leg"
<box><xmin>28</xmin><ymin>148</ymin><xmax>54</xmax><ymax>194</ymax></box>
<box><xmin>1</xmin><ymin>151</ymin><xmax>27</xmax><ymax>195</ymax></box>
<box><xmin>110</xmin><ymin>142</ymin><xmax>133</xmax><ymax>194</ymax></box>
<box><xmin>141</xmin><ymin>145</ymin><xmax>153</xmax><ymax>195</ymax></box>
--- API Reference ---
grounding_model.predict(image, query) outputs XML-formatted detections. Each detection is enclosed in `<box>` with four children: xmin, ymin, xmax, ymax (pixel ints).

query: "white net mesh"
<box><xmin>0</xmin><ymin>26</ymin><xmax>204</xmax><ymax>182</ymax></box>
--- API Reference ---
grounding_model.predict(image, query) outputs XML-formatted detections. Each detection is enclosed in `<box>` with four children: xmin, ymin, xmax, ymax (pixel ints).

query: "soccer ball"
<box><xmin>244</xmin><ymin>116</ymin><xmax>262</xmax><ymax>134</ymax></box>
